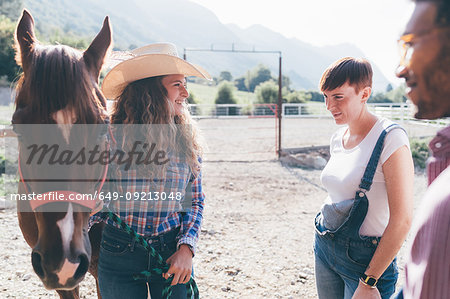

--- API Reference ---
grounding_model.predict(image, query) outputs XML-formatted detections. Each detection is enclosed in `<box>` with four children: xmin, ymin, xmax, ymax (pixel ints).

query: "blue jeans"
<box><xmin>314</xmin><ymin>232</ymin><xmax>398</xmax><ymax>299</ymax></box>
<box><xmin>98</xmin><ymin>224</ymin><xmax>188</xmax><ymax>299</ymax></box>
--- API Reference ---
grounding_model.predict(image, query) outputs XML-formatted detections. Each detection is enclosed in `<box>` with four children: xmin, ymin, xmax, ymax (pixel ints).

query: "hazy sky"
<box><xmin>190</xmin><ymin>0</ymin><xmax>415</xmax><ymax>85</ymax></box>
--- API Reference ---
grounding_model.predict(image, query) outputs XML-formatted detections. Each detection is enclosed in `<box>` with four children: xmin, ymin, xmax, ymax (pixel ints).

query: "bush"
<box><xmin>369</xmin><ymin>92</ymin><xmax>393</xmax><ymax>103</ymax></box>
<box><xmin>240</xmin><ymin>105</ymin><xmax>253</xmax><ymax>116</ymax></box>
<box><xmin>0</xmin><ymin>153</ymin><xmax>16</xmax><ymax>175</ymax></box>
<box><xmin>215</xmin><ymin>81</ymin><xmax>237</xmax><ymax>104</ymax></box>
<box><xmin>255</xmin><ymin>80</ymin><xmax>278</xmax><ymax>104</ymax></box>
<box><xmin>307</xmin><ymin>91</ymin><xmax>324</xmax><ymax>102</ymax></box>
<box><xmin>187</xmin><ymin>92</ymin><xmax>197</xmax><ymax>104</ymax></box>
<box><xmin>286</xmin><ymin>90</ymin><xmax>311</xmax><ymax>103</ymax></box>
<box><xmin>187</xmin><ymin>91</ymin><xmax>199</xmax><ymax>115</ymax></box>
<box><xmin>0</xmin><ymin>154</ymin><xmax>5</xmax><ymax>174</ymax></box>
<box><xmin>410</xmin><ymin>138</ymin><xmax>431</xmax><ymax>169</ymax></box>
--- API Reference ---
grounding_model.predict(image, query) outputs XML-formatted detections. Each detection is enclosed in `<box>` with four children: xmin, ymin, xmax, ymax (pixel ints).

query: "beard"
<box><xmin>415</xmin><ymin>41</ymin><xmax>450</xmax><ymax>119</ymax></box>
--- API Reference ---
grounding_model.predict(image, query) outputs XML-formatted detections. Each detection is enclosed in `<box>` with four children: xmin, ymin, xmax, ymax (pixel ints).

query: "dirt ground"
<box><xmin>0</xmin><ymin>118</ymin><xmax>439</xmax><ymax>298</ymax></box>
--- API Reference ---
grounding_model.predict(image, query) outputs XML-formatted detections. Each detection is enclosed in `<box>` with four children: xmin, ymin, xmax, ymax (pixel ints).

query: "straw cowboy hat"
<box><xmin>102</xmin><ymin>42</ymin><xmax>211</xmax><ymax>99</ymax></box>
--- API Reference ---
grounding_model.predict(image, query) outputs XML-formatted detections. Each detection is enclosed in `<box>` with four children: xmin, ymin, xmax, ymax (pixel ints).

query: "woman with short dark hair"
<box><xmin>314</xmin><ymin>57</ymin><xmax>414</xmax><ymax>299</ymax></box>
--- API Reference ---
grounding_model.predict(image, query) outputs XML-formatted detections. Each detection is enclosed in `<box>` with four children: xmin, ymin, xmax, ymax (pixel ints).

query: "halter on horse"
<box><xmin>13</xmin><ymin>9</ymin><xmax>111</xmax><ymax>298</ymax></box>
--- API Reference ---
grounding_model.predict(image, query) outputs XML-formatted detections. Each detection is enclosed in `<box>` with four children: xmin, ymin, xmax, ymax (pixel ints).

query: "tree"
<box><xmin>0</xmin><ymin>0</ymin><xmax>23</xmax><ymax>21</ymax></box>
<box><xmin>219</xmin><ymin>71</ymin><xmax>233</xmax><ymax>82</ymax></box>
<box><xmin>245</xmin><ymin>64</ymin><xmax>273</xmax><ymax>92</ymax></box>
<box><xmin>234</xmin><ymin>76</ymin><xmax>247</xmax><ymax>91</ymax></box>
<box><xmin>386</xmin><ymin>84</ymin><xmax>407</xmax><ymax>103</ymax></box>
<box><xmin>215</xmin><ymin>81</ymin><xmax>237</xmax><ymax>104</ymax></box>
<box><xmin>369</xmin><ymin>92</ymin><xmax>392</xmax><ymax>103</ymax></box>
<box><xmin>286</xmin><ymin>90</ymin><xmax>311</xmax><ymax>103</ymax></box>
<box><xmin>368</xmin><ymin>84</ymin><xmax>407</xmax><ymax>103</ymax></box>
<box><xmin>281</xmin><ymin>75</ymin><xmax>291</xmax><ymax>92</ymax></box>
<box><xmin>255</xmin><ymin>80</ymin><xmax>278</xmax><ymax>104</ymax></box>
<box><xmin>47</xmin><ymin>28</ymin><xmax>90</xmax><ymax>49</ymax></box>
<box><xmin>187</xmin><ymin>91</ymin><xmax>197</xmax><ymax>104</ymax></box>
<box><xmin>307</xmin><ymin>91</ymin><xmax>325</xmax><ymax>102</ymax></box>
<box><xmin>0</xmin><ymin>16</ymin><xmax>20</xmax><ymax>82</ymax></box>
<box><xmin>187</xmin><ymin>91</ymin><xmax>199</xmax><ymax>115</ymax></box>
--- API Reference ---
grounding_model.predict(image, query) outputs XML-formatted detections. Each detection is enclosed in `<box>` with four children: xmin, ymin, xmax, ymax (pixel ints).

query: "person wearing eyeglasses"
<box><xmin>394</xmin><ymin>0</ymin><xmax>450</xmax><ymax>298</ymax></box>
<box><xmin>314</xmin><ymin>57</ymin><xmax>414</xmax><ymax>299</ymax></box>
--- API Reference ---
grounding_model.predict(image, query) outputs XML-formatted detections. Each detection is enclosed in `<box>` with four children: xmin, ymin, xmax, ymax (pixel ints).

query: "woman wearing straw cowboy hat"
<box><xmin>98</xmin><ymin>42</ymin><xmax>210</xmax><ymax>299</ymax></box>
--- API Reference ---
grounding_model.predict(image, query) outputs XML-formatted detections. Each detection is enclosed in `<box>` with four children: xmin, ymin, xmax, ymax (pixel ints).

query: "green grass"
<box><xmin>0</xmin><ymin>104</ymin><xmax>14</xmax><ymax>125</ymax></box>
<box><xmin>187</xmin><ymin>82</ymin><xmax>256</xmax><ymax>105</ymax></box>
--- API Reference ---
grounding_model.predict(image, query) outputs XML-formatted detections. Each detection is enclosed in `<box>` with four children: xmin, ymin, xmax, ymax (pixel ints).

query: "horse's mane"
<box><xmin>13</xmin><ymin>44</ymin><xmax>108</xmax><ymax>125</ymax></box>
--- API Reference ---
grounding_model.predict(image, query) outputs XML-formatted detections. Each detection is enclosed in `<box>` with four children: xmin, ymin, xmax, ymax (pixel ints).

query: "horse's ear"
<box><xmin>15</xmin><ymin>9</ymin><xmax>37</xmax><ymax>71</ymax></box>
<box><xmin>83</xmin><ymin>16</ymin><xmax>112</xmax><ymax>80</ymax></box>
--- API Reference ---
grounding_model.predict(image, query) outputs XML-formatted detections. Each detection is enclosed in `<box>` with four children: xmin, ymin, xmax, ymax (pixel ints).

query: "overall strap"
<box><xmin>358</xmin><ymin>123</ymin><xmax>403</xmax><ymax>192</ymax></box>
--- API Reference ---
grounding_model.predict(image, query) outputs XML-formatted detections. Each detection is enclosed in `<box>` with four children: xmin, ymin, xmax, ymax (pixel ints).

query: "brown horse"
<box><xmin>12</xmin><ymin>10</ymin><xmax>111</xmax><ymax>299</ymax></box>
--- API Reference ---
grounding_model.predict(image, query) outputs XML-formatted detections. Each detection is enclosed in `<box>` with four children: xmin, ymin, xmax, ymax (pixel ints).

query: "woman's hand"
<box><xmin>352</xmin><ymin>280</ymin><xmax>381</xmax><ymax>299</ymax></box>
<box><xmin>162</xmin><ymin>244</ymin><xmax>193</xmax><ymax>285</ymax></box>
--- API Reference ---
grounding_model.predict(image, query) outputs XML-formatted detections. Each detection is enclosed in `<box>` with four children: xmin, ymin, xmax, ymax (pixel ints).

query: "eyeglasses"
<box><xmin>397</xmin><ymin>26</ymin><xmax>450</xmax><ymax>66</ymax></box>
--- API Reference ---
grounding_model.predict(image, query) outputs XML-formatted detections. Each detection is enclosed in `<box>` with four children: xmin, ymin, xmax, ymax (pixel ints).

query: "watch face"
<box><xmin>366</xmin><ymin>277</ymin><xmax>377</xmax><ymax>286</ymax></box>
<box><xmin>362</xmin><ymin>274</ymin><xmax>378</xmax><ymax>286</ymax></box>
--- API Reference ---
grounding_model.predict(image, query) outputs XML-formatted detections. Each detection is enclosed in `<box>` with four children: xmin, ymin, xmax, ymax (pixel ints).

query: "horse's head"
<box><xmin>13</xmin><ymin>10</ymin><xmax>112</xmax><ymax>290</ymax></box>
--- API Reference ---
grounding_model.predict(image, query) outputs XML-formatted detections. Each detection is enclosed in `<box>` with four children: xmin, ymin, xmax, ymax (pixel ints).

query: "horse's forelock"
<box><xmin>14</xmin><ymin>44</ymin><xmax>107</xmax><ymax>125</ymax></box>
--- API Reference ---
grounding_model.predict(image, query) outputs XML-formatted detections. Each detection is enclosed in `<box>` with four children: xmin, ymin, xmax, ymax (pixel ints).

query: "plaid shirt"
<box><xmin>91</xmin><ymin>151</ymin><xmax>205</xmax><ymax>254</ymax></box>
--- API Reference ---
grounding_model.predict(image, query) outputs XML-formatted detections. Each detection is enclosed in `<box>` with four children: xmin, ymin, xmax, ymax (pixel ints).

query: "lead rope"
<box><xmin>104</xmin><ymin>209</ymin><xmax>199</xmax><ymax>298</ymax></box>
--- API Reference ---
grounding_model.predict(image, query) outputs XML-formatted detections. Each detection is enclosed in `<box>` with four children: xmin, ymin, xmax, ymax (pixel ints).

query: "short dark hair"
<box><xmin>414</xmin><ymin>0</ymin><xmax>450</xmax><ymax>26</ymax></box>
<box><xmin>319</xmin><ymin>57</ymin><xmax>373</xmax><ymax>93</ymax></box>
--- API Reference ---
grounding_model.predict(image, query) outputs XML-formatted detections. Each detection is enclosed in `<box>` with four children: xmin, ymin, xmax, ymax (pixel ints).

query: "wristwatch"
<box><xmin>360</xmin><ymin>273</ymin><xmax>378</xmax><ymax>288</ymax></box>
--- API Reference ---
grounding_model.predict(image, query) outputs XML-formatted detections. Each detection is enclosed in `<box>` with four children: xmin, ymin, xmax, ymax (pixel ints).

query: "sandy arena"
<box><xmin>0</xmin><ymin>118</ymin><xmax>440</xmax><ymax>298</ymax></box>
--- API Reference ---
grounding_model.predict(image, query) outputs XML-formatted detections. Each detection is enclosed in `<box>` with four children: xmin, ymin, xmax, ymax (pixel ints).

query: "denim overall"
<box><xmin>314</xmin><ymin>124</ymin><xmax>400</xmax><ymax>299</ymax></box>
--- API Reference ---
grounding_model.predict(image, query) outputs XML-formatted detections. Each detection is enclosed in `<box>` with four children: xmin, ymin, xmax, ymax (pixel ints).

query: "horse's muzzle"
<box><xmin>31</xmin><ymin>248</ymin><xmax>90</xmax><ymax>290</ymax></box>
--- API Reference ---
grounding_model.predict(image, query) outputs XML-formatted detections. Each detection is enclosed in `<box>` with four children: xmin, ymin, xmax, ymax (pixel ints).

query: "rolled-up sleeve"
<box><xmin>177</xmin><ymin>169</ymin><xmax>205</xmax><ymax>255</ymax></box>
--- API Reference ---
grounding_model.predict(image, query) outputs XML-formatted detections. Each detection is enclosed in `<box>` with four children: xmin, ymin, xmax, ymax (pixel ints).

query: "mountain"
<box><xmin>227</xmin><ymin>24</ymin><xmax>390</xmax><ymax>90</ymax></box>
<box><xmin>22</xmin><ymin>0</ymin><xmax>390</xmax><ymax>91</ymax></box>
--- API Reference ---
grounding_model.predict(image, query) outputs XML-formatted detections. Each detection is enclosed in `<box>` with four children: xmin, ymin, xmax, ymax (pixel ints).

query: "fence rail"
<box><xmin>189</xmin><ymin>103</ymin><xmax>277</xmax><ymax>118</ymax></box>
<box><xmin>189</xmin><ymin>103</ymin><xmax>450</xmax><ymax>127</ymax></box>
